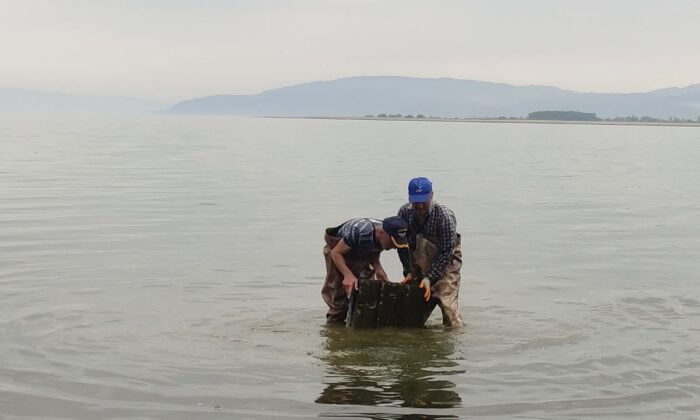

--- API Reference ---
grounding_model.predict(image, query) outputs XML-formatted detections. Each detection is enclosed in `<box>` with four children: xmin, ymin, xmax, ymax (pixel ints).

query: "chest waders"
<box><xmin>321</xmin><ymin>228</ymin><xmax>380</xmax><ymax>324</ymax></box>
<box><xmin>411</xmin><ymin>234</ymin><xmax>465</xmax><ymax>327</ymax></box>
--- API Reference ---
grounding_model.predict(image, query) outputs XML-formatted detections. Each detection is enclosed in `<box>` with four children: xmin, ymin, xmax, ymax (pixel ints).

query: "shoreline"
<box><xmin>282</xmin><ymin>116</ymin><xmax>700</xmax><ymax>128</ymax></box>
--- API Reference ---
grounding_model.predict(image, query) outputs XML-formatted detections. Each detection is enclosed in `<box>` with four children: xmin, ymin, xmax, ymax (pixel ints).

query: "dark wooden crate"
<box><xmin>347</xmin><ymin>279</ymin><xmax>435</xmax><ymax>328</ymax></box>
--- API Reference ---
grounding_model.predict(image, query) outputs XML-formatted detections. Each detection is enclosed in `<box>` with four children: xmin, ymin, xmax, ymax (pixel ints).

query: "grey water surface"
<box><xmin>1</xmin><ymin>114</ymin><xmax>699</xmax><ymax>419</ymax></box>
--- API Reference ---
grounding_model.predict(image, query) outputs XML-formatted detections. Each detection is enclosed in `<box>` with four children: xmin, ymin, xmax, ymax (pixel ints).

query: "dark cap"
<box><xmin>408</xmin><ymin>177</ymin><xmax>433</xmax><ymax>203</ymax></box>
<box><xmin>382</xmin><ymin>216</ymin><xmax>408</xmax><ymax>248</ymax></box>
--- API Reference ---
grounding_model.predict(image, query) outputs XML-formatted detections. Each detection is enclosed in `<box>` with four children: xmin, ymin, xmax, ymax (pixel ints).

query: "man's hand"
<box><xmin>375</xmin><ymin>266</ymin><xmax>390</xmax><ymax>283</ymax></box>
<box><xmin>419</xmin><ymin>278</ymin><xmax>431</xmax><ymax>302</ymax></box>
<box><xmin>400</xmin><ymin>273</ymin><xmax>413</xmax><ymax>284</ymax></box>
<box><xmin>342</xmin><ymin>274</ymin><xmax>359</xmax><ymax>297</ymax></box>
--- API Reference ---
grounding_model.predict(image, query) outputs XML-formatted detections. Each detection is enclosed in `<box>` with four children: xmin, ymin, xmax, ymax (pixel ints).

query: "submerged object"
<box><xmin>346</xmin><ymin>279</ymin><xmax>435</xmax><ymax>328</ymax></box>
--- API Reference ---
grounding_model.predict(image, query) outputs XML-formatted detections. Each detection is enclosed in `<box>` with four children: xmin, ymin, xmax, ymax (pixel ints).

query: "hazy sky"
<box><xmin>2</xmin><ymin>0</ymin><xmax>699</xmax><ymax>102</ymax></box>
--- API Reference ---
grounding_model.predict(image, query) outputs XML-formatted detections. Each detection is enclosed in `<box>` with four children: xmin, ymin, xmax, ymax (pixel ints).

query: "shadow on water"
<box><xmin>315</xmin><ymin>325</ymin><xmax>463</xmax><ymax>416</ymax></box>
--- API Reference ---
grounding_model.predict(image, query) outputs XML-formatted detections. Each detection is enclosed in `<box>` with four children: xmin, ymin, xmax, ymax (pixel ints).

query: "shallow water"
<box><xmin>1</xmin><ymin>114</ymin><xmax>699</xmax><ymax>419</ymax></box>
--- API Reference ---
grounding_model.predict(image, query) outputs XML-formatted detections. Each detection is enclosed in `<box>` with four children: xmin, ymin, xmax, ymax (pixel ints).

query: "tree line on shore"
<box><xmin>362</xmin><ymin>111</ymin><xmax>700</xmax><ymax>123</ymax></box>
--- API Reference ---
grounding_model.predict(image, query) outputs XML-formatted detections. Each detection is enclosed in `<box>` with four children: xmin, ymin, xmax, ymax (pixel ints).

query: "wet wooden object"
<box><xmin>346</xmin><ymin>279</ymin><xmax>435</xmax><ymax>328</ymax></box>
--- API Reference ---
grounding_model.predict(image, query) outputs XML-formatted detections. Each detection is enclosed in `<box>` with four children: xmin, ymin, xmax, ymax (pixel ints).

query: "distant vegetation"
<box><xmin>528</xmin><ymin>111</ymin><xmax>600</xmax><ymax>121</ymax></box>
<box><xmin>362</xmin><ymin>111</ymin><xmax>700</xmax><ymax>125</ymax></box>
<box><xmin>526</xmin><ymin>110</ymin><xmax>700</xmax><ymax>124</ymax></box>
<box><xmin>607</xmin><ymin>115</ymin><xmax>699</xmax><ymax>123</ymax></box>
<box><xmin>364</xmin><ymin>113</ymin><xmax>521</xmax><ymax>120</ymax></box>
<box><xmin>367</xmin><ymin>113</ymin><xmax>427</xmax><ymax>119</ymax></box>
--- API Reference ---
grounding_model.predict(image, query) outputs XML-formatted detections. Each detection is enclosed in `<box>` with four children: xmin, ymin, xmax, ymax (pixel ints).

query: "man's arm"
<box><xmin>397</xmin><ymin>205</ymin><xmax>413</xmax><ymax>280</ymax></box>
<box><xmin>398</xmin><ymin>248</ymin><xmax>411</xmax><ymax>277</ymax></box>
<box><xmin>330</xmin><ymin>239</ymin><xmax>359</xmax><ymax>296</ymax></box>
<box><xmin>371</xmin><ymin>254</ymin><xmax>389</xmax><ymax>282</ymax></box>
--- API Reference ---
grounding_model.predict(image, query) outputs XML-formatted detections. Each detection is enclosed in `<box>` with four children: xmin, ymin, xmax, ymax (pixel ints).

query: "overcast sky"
<box><xmin>1</xmin><ymin>0</ymin><xmax>699</xmax><ymax>102</ymax></box>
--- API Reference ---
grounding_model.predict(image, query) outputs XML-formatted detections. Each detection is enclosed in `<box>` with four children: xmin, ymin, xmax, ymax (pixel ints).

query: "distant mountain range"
<box><xmin>4</xmin><ymin>77</ymin><xmax>700</xmax><ymax>119</ymax></box>
<box><xmin>0</xmin><ymin>88</ymin><xmax>164</xmax><ymax>114</ymax></box>
<box><xmin>166</xmin><ymin>76</ymin><xmax>700</xmax><ymax>119</ymax></box>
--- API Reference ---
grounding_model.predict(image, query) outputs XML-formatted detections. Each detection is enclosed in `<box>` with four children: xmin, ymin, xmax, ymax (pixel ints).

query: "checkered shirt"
<box><xmin>397</xmin><ymin>201</ymin><xmax>458</xmax><ymax>283</ymax></box>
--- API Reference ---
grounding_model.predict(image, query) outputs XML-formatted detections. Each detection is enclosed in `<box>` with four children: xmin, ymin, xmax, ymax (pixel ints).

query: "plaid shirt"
<box><xmin>397</xmin><ymin>201</ymin><xmax>458</xmax><ymax>283</ymax></box>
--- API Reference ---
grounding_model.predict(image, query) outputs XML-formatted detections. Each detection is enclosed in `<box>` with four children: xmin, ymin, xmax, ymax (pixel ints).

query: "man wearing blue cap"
<box><xmin>398</xmin><ymin>177</ymin><xmax>464</xmax><ymax>327</ymax></box>
<box><xmin>321</xmin><ymin>216</ymin><xmax>409</xmax><ymax>324</ymax></box>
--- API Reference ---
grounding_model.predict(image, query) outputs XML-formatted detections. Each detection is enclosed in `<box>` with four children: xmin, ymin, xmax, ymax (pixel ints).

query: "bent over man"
<box><xmin>398</xmin><ymin>177</ymin><xmax>465</xmax><ymax>327</ymax></box>
<box><xmin>322</xmin><ymin>216</ymin><xmax>408</xmax><ymax>324</ymax></box>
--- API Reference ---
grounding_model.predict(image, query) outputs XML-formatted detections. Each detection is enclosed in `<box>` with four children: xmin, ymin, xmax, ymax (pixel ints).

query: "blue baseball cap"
<box><xmin>382</xmin><ymin>216</ymin><xmax>408</xmax><ymax>248</ymax></box>
<box><xmin>408</xmin><ymin>177</ymin><xmax>433</xmax><ymax>203</ymax></box>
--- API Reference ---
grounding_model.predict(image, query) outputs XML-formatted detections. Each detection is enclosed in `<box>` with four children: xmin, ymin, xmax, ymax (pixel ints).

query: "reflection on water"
<box><xmin>316</xmin><ymin>326</ymin><xmax>463</xmax><ymax>410</ymax></box>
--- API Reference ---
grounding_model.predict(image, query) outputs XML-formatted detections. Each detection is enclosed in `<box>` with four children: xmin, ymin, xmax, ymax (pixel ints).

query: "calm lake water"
<box><xmin>1</xmin><ymin>114</ymin><xmax>700</xmax><ymax>419</ymax></box>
